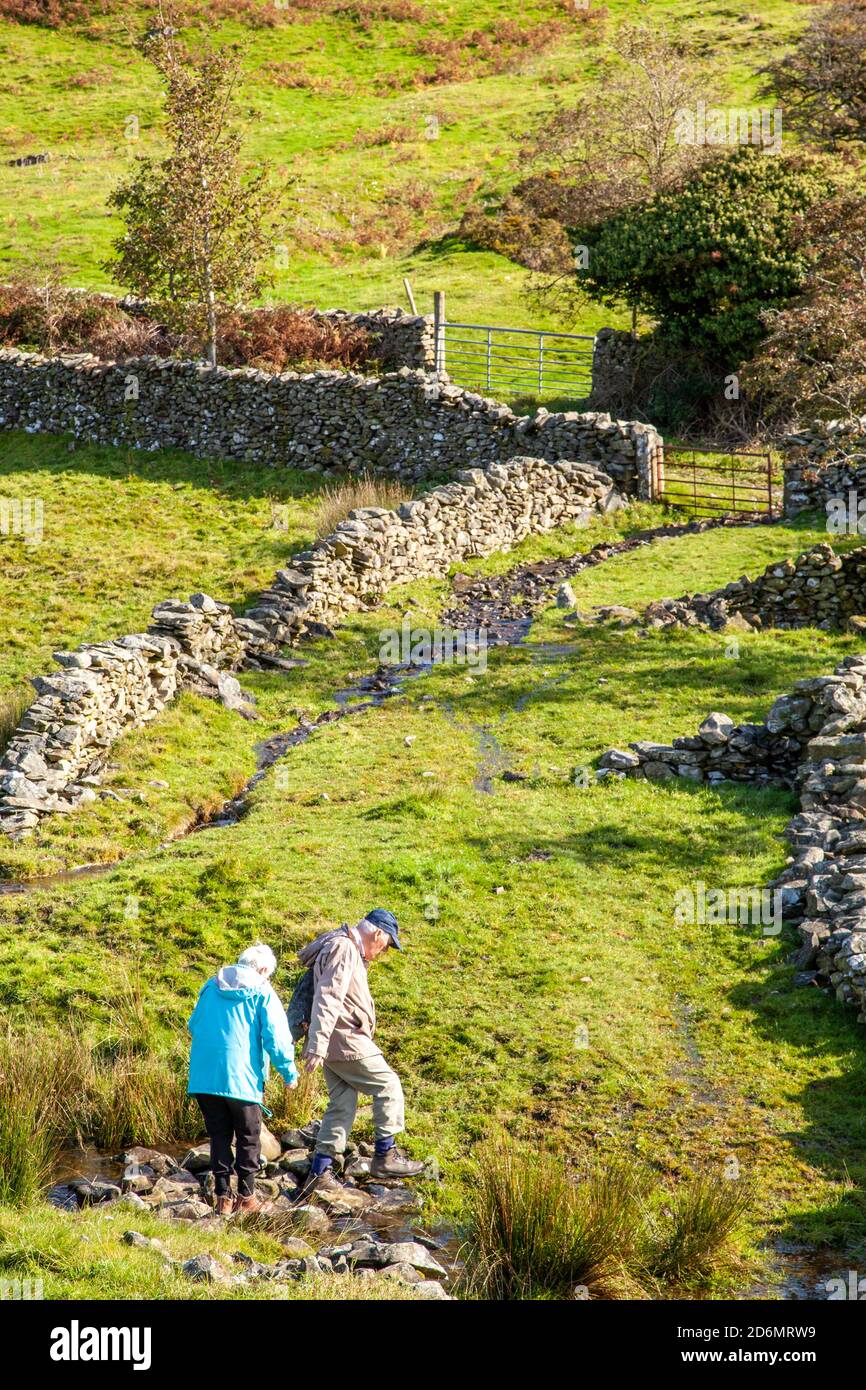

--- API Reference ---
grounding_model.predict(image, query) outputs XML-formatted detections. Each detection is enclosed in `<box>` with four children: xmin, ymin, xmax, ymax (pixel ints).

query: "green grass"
<box><xmin>0</xmin><ymin>1203</ymin><xmax>418</xmax><ymax>1299</ymax></box>
<box><xmin>0</xmin><ymin>0</ymin><xmax>855</xmax><ymax>1303</ymax></box>
<box><xmin>0</xmin><ymin>0</ymin><xmax>813</xmax><ymax>408</ymax></box>
<box><xmin>0</xmin><ymin>429</ymin><xmax>323</xmax><ymax>701</ymax></box>
<box><xmin>1</xmin><ymin>472</ymin><xmax>865</xmax><ymax>1295</ymax></box>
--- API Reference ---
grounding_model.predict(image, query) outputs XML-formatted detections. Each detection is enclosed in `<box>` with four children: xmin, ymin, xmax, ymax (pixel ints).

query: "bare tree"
<box><xmin>461</xmin><ymin>23</ymin><xmax>717</xmax><ymax>324</ymax></box>
<box><xmin>520</xmin><ymin>23</ymin><xmax>713</xmax><ymax>228</ymax></box>
<box><xmin>763</xmin><ymin>2</ymin><xmax>866</xmax><ymax>152</ymax></box>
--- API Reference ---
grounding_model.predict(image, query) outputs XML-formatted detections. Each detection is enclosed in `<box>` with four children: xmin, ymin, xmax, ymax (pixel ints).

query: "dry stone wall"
<box><xmin>634</xmin><ymin>544</ymin><xmax>866</xmax><ymax>633</ymax></box>
<box><xmin>308</xmin><ymin>308</ymin><xmax>434</xmax><ymax>371</ymax></box>
<box><xmin>783</xmin><ymin>420</ymin><xmax>866</xmax><ymax>518</ymax></box>
<box><xmin>0</xmin><ymin>455</ymin><xmax>624</xmax><ymax>837</ymax></box>
<box><xmin>0</xmin><ymin>348</ymin><xmax>660</xmax><ymax>491</ymax></box>
<box><xmin>601</xmin><ymin>655</ymin><xmax>866</xmax><ymax>1025</ymax></box>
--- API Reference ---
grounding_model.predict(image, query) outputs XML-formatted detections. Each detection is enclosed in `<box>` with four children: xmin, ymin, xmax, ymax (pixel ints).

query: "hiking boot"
<box><xmin>214</xmin><ymin>1195</ymin><xmax>234</xmax><ymax>1217</ymax></box>
<box><xmin>233</xmin><ymin>1193</ymin><xmax>264</xmax><ymax>1216</ymax></box>
<box><xmin>293</xmin><ymin>1167</ymin><xmax>343</xmax><ymax>1204</ymax></box>
<box><xmin>369</xmin><ymin>1146</ymin><xmax>425</xmax><ymax>1179</ymax></box>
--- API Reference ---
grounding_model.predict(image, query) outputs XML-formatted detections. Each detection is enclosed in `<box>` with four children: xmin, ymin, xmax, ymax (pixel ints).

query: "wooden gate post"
<box><xmin>433</xmin><ymin>290</ymin><xmax>445</xmax><ymax>374</ymax></box>
<box><xmin>653</xmin><ymin>441</ymin><xmax>665</xmax><ymax>502</ymax></box>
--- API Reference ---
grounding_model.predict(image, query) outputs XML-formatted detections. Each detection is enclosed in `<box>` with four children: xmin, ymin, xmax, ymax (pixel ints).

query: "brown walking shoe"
<box><xmin>214</xmin><ymin>1195</ymin><xmax>234</xmax><ymax>1217</ymax></box>
<box><xmin>369</xmin><ymin>1146</ymin><xmax>425</xmax><ymax>1179</ymax></box>
<box><xmin>233</xmin><ymin>1193</ymin><xmax>264</xmax><ymax>1215</ymax></box>
<box><xmin>293</xmin><ymin>1167</ymin><xmax>344</xmax><ymax>1204</ymax></box>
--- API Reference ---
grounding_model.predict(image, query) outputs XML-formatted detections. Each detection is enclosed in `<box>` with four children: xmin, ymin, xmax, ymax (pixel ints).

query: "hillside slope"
<box><xmin>0</xmin><ymin>0</ymin><xmax>807</xmax><ymax>328</ymax></box>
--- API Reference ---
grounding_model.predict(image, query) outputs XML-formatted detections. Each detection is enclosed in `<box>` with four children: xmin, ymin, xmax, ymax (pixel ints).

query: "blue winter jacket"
<box><xmin>187</xmin><ymin>964</ymin><xmax>298</xmax><ymax>1105</ymax></box>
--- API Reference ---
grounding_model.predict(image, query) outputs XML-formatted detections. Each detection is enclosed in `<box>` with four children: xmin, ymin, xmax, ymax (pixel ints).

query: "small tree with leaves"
<box><xmin>106</xmin><ymin>17</ymin><xmax>276</xmax><ymax>366</ymax></box>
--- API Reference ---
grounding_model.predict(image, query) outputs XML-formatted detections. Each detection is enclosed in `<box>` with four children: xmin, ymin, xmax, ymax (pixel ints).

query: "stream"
<box><xmin>48</xmin><ymin>1141</ymin><xmax>461</xmax><ymax>1285</ymax></box>
<box><xmin>1</xmin><ymin>513</ymin><xmax>765</xmax><ymax>899</ymax></box>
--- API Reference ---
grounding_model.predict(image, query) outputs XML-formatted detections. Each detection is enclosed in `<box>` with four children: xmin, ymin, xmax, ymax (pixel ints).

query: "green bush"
<box><xmin>573</xmin><ymin>149</ymin><xmax>838</xmax><ymax>360</ymax></box>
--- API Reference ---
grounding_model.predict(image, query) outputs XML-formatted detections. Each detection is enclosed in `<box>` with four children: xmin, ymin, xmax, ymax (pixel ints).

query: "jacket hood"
<box><xmin>298</xmin><ymin>926</ymin><xmax>355</xmax><ymax>969</ymax></box>
<box><xmin>215</xmin><ymin>964</ymin><xmax>269</xmax><ymax>998</ymax></box>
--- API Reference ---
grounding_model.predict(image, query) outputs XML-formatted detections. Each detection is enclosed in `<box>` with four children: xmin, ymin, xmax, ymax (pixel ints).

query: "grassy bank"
<box><xmin>0</xmin><ymin>1203</ymin><xmax>416</xmax><ymax>1300</ymax></box>
<box><xmin>0</xmin><ymin>430</ymin><xmax>324</xmax><ymax>700</ymax></box>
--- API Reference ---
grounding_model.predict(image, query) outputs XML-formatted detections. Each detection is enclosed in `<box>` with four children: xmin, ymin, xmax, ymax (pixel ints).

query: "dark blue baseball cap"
<box><xmin>364</xmin><ymin>908</ymin><xmax>402</xmax><ymax>950</ymax></box>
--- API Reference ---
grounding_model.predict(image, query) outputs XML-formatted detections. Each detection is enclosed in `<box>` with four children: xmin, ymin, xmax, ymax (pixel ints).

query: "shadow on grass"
<box><xmin>729</xmin><ymin>972</ymin><xmax>866</xmax><ymax>1254</ymax></box>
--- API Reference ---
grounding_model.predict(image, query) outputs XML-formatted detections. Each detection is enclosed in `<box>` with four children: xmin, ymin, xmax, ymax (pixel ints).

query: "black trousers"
<box><xmin>193</xmin><ymin>1093</ymin><xmax>262</xmax><ymax>1197</ymax></box>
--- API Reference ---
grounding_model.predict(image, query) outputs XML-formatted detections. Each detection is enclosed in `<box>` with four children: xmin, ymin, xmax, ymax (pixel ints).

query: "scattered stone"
<box><xmin>280</xmin><ymin>1237</ymin><xmax>316</xmax><ymax>1258</ymax></box>
<box><xmin>376</xmin><ymin>1262</ymin><xmax>423</xmax><ymax>1284</ymax></box>
<box><xmin>412</xmin><ymin>1280</ymin><xmax>451</xmax><ymax>1300</ymax></box>
<box><xmin>182</xmin><ymin>1253</ymin><xmax>229</xmax><ymax>1284</ymax></box>
<box><xmin>71</xmin><ymin>1179</ymin><xmax>121</xmax><ymax>1206</ymax></box>
<box><xmin>381</xmin><ymin>1241</ymin><xmax>448</xmax><ymax>1276</ymax></box>
<box><xmin>288</xmin><ymin>1204</ymin><xmax>330</xmax><ymax>1236</ymax></box>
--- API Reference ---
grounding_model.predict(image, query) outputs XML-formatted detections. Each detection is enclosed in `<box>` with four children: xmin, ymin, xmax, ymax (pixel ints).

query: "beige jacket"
<box><xmin>298</xmin><ymin>926</ymin><xmax>380</xmax><ymax>1062</ymax></box>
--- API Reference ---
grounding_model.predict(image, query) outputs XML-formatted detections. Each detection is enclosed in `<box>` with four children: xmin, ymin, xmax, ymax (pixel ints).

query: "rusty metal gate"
<box><xmin>654</xmin><ymin>445</ymin><xmax>779</xmax><ymax>518</ymax></box>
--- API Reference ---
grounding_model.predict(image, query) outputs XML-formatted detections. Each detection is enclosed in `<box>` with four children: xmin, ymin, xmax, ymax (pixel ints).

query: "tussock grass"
<box><xmin>81</xmin><ymin>1048</ymin><xmax>198</xmax><ymax>1153</ymax></box>
<box><xmin>0</xmin><ymin>686</ymin><xmax>28</xmax><ymax>755</ymax></box>
<box><xmin>462</xmin><ymin>1137</ymin><xmax>752</xmax><ymax>1300</ymax></box>
<box><xmin>315</xmin><ymin>472</ymin><xmax>412</xmax><ymax>538</ymax></box>
<box><xmin>0</xmin><ymin>1029</ymin><xmax>69</xmax><ymax>1206</ymax></box>
<box><xmin>264</xmin><ymin>1061</ymin><xmax>322</xmax><ymax>1132</ymax></box>
<box><xmin>0</xmin><ymin>1024</ymin><xmax>197</xmax><ymax>1204</ymax></box>
<box><xmin>641</xmin><ymin>1170</ymin><xmax>754</xmax><ymax>1289</ymax></box>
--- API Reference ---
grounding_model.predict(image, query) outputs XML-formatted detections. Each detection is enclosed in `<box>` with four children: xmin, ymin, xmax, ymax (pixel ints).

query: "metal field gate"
<box><xmin>654</xmin><ymin>444</ymin><xmax>780</xmax><ymax>519</ymax></box>
<box><xmin>432</xmin><ymin>292</ymin><xmax>594</xmax><ymax>403</ymax></box>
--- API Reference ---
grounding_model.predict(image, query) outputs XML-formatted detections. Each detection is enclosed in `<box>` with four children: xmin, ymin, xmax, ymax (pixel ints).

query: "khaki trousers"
<box><xmin>316</xmin><ymin>1054</ymin><xmax>405</xmax><ymax>1157</ymax></box>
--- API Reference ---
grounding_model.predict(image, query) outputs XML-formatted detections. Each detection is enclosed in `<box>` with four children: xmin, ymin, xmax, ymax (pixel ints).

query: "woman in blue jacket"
<box><xmin>188</xmin><ymin>943</ymin><xmax>298</xmax><ymax>1215</ymax></box>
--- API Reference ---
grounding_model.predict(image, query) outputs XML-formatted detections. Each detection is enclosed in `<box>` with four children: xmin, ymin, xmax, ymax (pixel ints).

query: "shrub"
<box><xmin>314</xmin><ymin>472</ymin><xmax>412</xmax><ymax>538</ymax></box>
<box><xmin>0</xmin><ymin>283</ymin><xmax>379</xmax><ymax>373</ymax></box>
<box><xmin>739</xmin><ymin>192</ymin><xmax>866</xmax><ymax>426</ymax></box>
<box><xmin>762</xmin><ymin>2</ymin><xmax>866</xmax><ymax>151</ymax></box>
<box><xmin>0</xmin><ymin>0</ymin><xmax>96</xmax><ymax>25</ymax></box>
<box><xmin>0</xmin><ymin>281</ymin><xmax>167</xmax><ymax>358</ymax></box>
<box><xmin>574</xmin><ymin>148</ymin><xmax>838</xmax><ymax>360</ymax></box>
<box><xmin>214</xmin><ymin>306</ymin><xmax>375</xmax><ymax>374</ymax></box>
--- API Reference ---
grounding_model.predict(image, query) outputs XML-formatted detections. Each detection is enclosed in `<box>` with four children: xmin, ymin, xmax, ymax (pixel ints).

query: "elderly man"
<box><xmin>188</xmin><ymin>942</ymin><xmax>297</xmax><ymax>1215</ymax></box>
<box><xmin>296</xmin><ymin>909</ymin><xmax>424</xmax><ymax>1198</ymax></box>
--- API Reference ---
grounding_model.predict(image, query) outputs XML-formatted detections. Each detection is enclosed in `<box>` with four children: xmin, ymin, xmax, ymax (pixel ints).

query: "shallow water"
<box><xmin>48</xmin><ymin>1141</ymin><xmax>461</xmax><ymax>1280</ymax></box>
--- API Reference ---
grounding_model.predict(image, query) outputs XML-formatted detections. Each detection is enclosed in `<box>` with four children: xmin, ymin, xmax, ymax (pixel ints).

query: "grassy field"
<box><xmin>1</xmin><ymin>446</ymin><xmax>865</xmax><ymax>1296</ymax></box>
<box><xmin>0</xmin><ymin>0</ymin><xmax>810</xmax><ymax>345</ymax></box>
<box><xmin>0</xmin><ymin>429</ymin><xmax>325</xmax><ymax>702</ymax></box>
